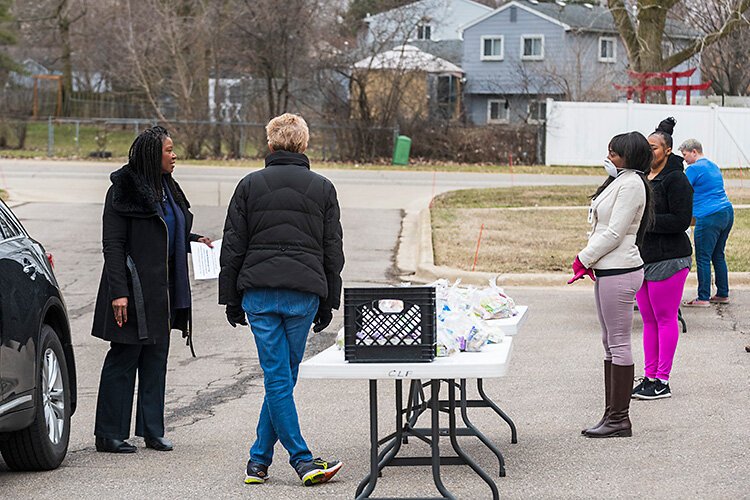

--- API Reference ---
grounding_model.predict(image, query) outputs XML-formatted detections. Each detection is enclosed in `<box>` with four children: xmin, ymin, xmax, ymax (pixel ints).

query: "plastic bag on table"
<box><xmin>335</xmin><ymin>327</ymin><xmax>345</xmax><ymax>350</ymax></box>
<box><xmin>464</xmin><ymin>326</ymin><xmax>490</xmax><ymax>352</ymax></box>
<box><xmin>472</xmin><ymin>277</ymin><xmax>517</xmax><ymax>320</ymax></box>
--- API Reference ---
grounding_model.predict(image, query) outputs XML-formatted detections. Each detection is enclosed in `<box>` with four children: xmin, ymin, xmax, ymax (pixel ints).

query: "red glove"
<box><xmin>567</xmin><ymin>256</ymin><xmax>596</xmax><ymax>284</ymax></box>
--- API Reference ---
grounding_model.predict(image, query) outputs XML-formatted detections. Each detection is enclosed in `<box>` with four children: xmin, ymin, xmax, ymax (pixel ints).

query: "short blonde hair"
<box><xmin>266</xmin><ymin>113</ymin><xmax>309</xmax><ymax>153</ymax></box>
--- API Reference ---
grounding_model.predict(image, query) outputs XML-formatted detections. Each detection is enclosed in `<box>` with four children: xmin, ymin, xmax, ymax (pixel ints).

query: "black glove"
<box><xmin>313</xmin><ymin>305</ymin><xmax>333</xmax><ymax>333</ymax></box>
<box><xmin>226</xmin><ymin>304</ymin><xmax>247</xmax><ymax>328</ymax></box>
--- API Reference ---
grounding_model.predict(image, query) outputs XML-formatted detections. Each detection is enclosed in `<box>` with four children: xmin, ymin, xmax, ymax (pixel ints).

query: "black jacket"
<box><xmin>218</xmin><ymin>151</ymin><xmax>344</xmax><ymax>309</ymax></box>
<box><xmin>92</xmin><ymin>165</ymin><xmax>200</xmax><ymax>344</ymax></box>
<box><xmin>638</xmin><ymin>153</ymin><xmax>694</xmax><ymax>264</ymax></box>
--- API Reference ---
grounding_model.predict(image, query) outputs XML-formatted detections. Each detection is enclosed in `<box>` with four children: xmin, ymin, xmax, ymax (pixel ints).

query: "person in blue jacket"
<box><xmin>679</xmin><ymin>139</ymin><xmax>734</xmax><ymax>307</ymax></box>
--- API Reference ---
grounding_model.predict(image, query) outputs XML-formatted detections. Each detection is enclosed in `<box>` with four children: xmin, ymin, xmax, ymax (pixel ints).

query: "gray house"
<box><xmin>460</xmin><ymin>0</ymin><xmax>701</xmax><ymax>125</ymax></box>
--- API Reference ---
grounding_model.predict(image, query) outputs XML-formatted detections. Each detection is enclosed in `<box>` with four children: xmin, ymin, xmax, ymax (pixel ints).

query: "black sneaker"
<box><xmin>244</xmin><ymin>460</ymin><xmax>269</xmax><ymax>484</ymax></box>
<box><xmin>633</xmin><ymin>379</ymin><xmax>671</xmax><ymax>400</ymax></box>
<box><xmin>295</xmin><ymin>457</ymin><xmax>343</xmax><ymax>486</ymax></box>
<box><xmin>631</xmin><ymin>377</ymin><xmax>655</xmax><ymax>397</ymax></box>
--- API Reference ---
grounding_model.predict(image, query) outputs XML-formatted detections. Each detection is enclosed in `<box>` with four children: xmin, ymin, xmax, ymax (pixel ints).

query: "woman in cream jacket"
<box><xmin>569</xmin><ymin>131</ymin><xmax>654</xmax><ymax>439</ymax></box>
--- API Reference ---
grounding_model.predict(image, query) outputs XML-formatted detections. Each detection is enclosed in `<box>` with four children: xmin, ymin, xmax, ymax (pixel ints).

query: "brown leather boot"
<box><xmin>581</xmin><ymin>360</ymin><xmax>612</xmax><ymax>434</ymax></box>
<box><xmin>584</xmin><ymin>363</ymin><xmax>633</xmax><ymax>438</ymax></box>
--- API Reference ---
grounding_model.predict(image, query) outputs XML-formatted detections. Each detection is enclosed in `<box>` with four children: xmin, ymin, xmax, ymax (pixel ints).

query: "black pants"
<box><xmin>94</xmin><ymin>338</ymin><xmax>170</xmax><ymax>440</ymax></box>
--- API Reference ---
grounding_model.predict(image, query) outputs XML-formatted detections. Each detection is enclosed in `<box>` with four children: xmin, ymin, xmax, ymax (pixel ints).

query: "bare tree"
<box><xmin>229</xmin><ymin>0</ymin><xmax>319</xmax><ymax>121</ymax></box>
<box><xmin>14</xmin><ymin>0</ymin><xmax>87</xmax><ymax>112</ymax></box>
<box><xmin>678</xmin><ymin>0</ymin><xmax>750</xmax><ymax>95</ymax></box>
<box><xmin>112</xmin><ymin>0</ymin><xmax>228</xmax><ymax>157</ymax></box>
<box><xmin>608</xmin><ymin>0</ymin><xmax>750</xmax><ymax>74</ymax></box>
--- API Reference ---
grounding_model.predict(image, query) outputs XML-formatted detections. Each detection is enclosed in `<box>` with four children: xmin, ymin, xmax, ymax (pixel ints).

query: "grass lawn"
<box><xmin>432</xmin><ymin>185</ymin><xmax>750</xmax><ymax>273</ymax></box>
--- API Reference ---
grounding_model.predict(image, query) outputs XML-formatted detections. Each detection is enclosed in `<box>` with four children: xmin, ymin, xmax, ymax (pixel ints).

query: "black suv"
<box><xmin>0</xmin><ymin>199</ymin><xmax>76</xmax><ymax>470</ymax></box>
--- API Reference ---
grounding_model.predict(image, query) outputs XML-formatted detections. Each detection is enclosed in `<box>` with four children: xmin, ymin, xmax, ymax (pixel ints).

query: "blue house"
<box><xmin>460</xmin><ymin>0</ymin><xmax>701</xmax><ymax>125</ymax></box>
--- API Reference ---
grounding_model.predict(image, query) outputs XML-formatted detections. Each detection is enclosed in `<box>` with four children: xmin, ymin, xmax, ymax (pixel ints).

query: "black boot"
<box><xmin>582</xmin><ymin>360</ymin><xmax>612</xmax><ymax>435</ymax></box>
<box><xmin>585</xmin><ymin>363</ymin><xmax>633</xmax><ymax>438</ymax></box>
<box><xmin>95</xmin><ymin>437</ymin><xmax>137</xmax><ymax>453</ymax></box>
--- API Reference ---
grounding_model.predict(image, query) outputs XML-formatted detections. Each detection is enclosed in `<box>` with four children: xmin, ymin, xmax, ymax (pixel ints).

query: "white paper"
<box><xmin>190</xmin><ymin>238</ymin><xmax>222</xmax><ymax>280</ymax></box>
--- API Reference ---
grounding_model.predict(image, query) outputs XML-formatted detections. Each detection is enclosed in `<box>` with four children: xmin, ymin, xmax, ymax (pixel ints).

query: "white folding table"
<box><xmin>299</xmin><ymin>305</ymin><xmax>527</xmax><ymax>500</ymax></box>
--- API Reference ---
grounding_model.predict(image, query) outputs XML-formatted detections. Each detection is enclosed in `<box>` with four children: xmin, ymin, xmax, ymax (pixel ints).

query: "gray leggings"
<box><xmin>593</xmin><ymin>269</ymin><xmax>644</xmax><ymax>366</ymax></box>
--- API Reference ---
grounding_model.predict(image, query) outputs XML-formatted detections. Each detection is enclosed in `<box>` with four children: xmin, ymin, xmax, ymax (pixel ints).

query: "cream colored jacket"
<box><xmin>578</xmin><ymin>170</ymin><xmax>646</xmax><ymax>270</ymax></box>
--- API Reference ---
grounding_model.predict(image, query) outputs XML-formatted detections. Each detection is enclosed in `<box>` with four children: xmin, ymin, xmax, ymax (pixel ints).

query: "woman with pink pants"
<box><xmin>633</xmin><ymin>117</ymin><xmax>694</xmax><ymax>401</ymax></box>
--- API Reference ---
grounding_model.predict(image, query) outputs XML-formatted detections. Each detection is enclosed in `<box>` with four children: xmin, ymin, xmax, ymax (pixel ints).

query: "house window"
<box><xmin>662</xmin><ymin>40</ymin><xmax>675</xmax><ymax>57</ymax></box>
<box><xmin>527</xmin><ymin>100</ymin><xmax>547</xmax><ymax>123</ymax></box>
<box><xmin>599</xmin><ymin>37</ymin><xmax>616</xmax><ymax>63</ymax></box>
<box><xmin>417</xmin><ymin>24</ymin><xmax>432</xmax><ymax>40</ymax></box>
<box><xmin>521</xmin><ymin>35</ymin><xmax>544</xmax><ymax>60</ymax></box>
<box><xmin>487</xmin><ymin>99</ymin><xmax>509</xmax><ymax>123</ymax></box>
<box><xmin>481</xmin><ymin>36</ymin><xmax>504</xmax><ymax>61</ymax></box>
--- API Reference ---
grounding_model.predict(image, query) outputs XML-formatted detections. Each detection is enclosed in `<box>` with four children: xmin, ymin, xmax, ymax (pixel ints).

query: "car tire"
<box><xmin>0</xmin><ymin>324</ymin><xmax>71</xmax><ymax>470</ymax></box>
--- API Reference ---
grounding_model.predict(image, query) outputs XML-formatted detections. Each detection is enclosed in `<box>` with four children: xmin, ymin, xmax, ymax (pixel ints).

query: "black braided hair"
<box><xmin>128</xmin><ymin>126</ymin><xmax>169</xmax><ymax>205</ymax></box>
<box><xmin>127</xmin><ymin>126</ymin><xmax>187</xmax><ymax>208</ymax></box>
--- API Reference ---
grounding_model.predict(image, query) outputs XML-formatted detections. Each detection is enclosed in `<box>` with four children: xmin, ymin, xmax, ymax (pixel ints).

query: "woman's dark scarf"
<box><xmin>159</xmin><ymin>177</ymin><xmax>191</xmax><ymax>311</ymax></box>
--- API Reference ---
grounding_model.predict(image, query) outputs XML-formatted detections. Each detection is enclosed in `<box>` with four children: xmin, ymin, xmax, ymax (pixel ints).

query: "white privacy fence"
<box><xmin>545</xmin><ymin>100</ymin><xmax>750</xmax><ymax>169</ymax></box>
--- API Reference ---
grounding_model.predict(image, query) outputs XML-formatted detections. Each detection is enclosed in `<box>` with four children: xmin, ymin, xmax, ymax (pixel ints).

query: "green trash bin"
<box><xmin>392</xmin><ymin>135</ymin><xmax>412</xmax><ymax>165</ymax></box>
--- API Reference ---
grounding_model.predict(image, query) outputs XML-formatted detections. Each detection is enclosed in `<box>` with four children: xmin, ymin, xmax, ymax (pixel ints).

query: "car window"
<box><xmin>0</xmin><ymin>203</ymin><xmax>23</xmax><ymax>240</ymax></box>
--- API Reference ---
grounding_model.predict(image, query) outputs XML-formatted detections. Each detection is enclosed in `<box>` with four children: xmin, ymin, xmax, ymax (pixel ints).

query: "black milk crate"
<box><xmin>344</xmin><ymin>286</ymin><xmax>436</xmax><ymax>363</ymax></box>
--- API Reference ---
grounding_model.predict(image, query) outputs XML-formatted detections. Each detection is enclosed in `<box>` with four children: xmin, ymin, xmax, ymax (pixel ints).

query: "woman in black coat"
<box><xmin>92</xmin><ymin>126</ymin><xmax>212</xmax><ymax>453</ymax></box>
<box><xmin>633</xmin><ymin>117</ymin><xmax>693</xmax><ymax>401</ymax></box>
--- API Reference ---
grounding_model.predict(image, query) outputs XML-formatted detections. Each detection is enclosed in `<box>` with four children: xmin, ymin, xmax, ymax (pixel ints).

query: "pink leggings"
<box><xmin>635</xmin><ymin>267</ymin><xmax>689</xmax><ymax>381</ymax></box>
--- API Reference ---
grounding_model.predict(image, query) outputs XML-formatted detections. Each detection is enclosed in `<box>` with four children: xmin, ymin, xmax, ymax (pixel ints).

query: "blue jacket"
<box><xmin>685</xmin><ymin>157</ymin><xmax>732</xmax><ymax>218</ymax></box>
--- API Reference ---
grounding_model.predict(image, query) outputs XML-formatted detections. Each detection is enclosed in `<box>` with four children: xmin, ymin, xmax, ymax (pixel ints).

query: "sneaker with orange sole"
<box><xmin>295</xmin><ymin>457</ymin><xmax>343</xmax><ymax>486</ymax></box>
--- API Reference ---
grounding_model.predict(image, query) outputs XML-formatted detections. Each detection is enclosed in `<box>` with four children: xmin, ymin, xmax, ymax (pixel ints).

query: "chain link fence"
<box><xmin>0</xmin><ymin>117</ymin><xmax>399</xmax><ymax>162</ymax></box>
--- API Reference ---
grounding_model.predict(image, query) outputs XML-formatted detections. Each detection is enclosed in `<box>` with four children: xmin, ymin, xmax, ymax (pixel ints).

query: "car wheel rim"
<box><xmin>42</xmin><ymin>348</ymin><xmax>65</xmax><ymax>445</ymax></box>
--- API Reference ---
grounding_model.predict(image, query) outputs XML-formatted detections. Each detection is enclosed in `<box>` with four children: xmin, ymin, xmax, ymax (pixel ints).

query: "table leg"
<box><xmin>355</xmin><ymin>380</ymin><xmax>380</xmax><ymax>499</ymax></box>
<box><xmin>447</xmin><ymin>380</ymin><xmax>500</xmax><ymax>500</ymax></box>
<box><xmin>478</xmin><ymin>378</ymin><xmax>518</xmax><ymax>444</ymax></box>
<box><xmin>355</xmin><ymin>380</ymin><xmax>412</xmax><ymax>498</ymax></box>
<box><xmin>431</xmin><ymin>379</ymin><xmax>456</xmax><ymax>499</ymax></box>
<box><xmin>458</xmin><ymin>379</ymin><xmax>506</xmax><ymax>477</ymax></box>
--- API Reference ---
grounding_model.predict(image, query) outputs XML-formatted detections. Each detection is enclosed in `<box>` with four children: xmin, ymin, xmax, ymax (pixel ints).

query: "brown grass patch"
<box><xmin>432</xmin><ymin>207</ymin><xmax>589</xmax><ymax>273</ymax></box>
<box><xmin>432</xmin><ymin>185</ymin><xmax>750</xmax><ymax>273</ymax></box>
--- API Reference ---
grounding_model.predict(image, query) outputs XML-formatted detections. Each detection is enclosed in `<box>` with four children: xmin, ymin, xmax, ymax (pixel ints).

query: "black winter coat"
<box><xmin>92</xmin><ymin>165</ymin><xmax>200</xmax><ymax>344</ymax></box>
<box><xmin>639</xmin><ymin>153</ymin><xmax>694</xmax><ymax>264</ymax></box>
<box><xmin>218</xmin><ymin>151</ymin><xmax>344</xmax><ymax>309</ymax></box>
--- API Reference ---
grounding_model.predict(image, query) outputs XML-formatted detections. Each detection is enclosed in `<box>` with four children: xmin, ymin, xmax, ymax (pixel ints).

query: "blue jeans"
<box><xmin>694</xmin><ymin>206</ymin><xmax>734</xmax><ymax>300</ymax></box>
<box><xmin>243</xmin><ymin>288</ymin><xmax>318</xmax><ymax>468</ymax></box>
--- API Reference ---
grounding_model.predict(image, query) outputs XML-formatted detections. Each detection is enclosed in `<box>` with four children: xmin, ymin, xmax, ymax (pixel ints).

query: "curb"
<box><xmin>397</xmin><ymin>207</ymin><xmax>750</xmax><ymax>288</ymax></box>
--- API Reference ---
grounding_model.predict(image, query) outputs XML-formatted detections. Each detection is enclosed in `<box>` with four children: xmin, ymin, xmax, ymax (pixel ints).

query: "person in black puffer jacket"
<box><xmin>218</xmin><ymin>113</ymin><xmax>344</xmax><ymax>487</ymax></box>
<box><xmin>633</xmin><ymin>117</ymin><xmax>693</xmax><ymax>401</ymax></box>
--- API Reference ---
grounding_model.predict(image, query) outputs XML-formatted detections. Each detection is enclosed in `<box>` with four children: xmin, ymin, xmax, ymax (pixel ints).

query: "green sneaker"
<box><xmin>244</xmin><ymin>460</ymin><xmax>269</xmax><ymax>484</ymax></box>
<box><xmin>294</xmin><ymin>457</ymin><xmax>343</xmax><ymax>486</ymax></box>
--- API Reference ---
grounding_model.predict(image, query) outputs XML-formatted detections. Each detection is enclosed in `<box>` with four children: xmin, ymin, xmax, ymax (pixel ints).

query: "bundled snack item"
<box><xmin>431</xmin><ymin>278</ymin><xmax>516</xmax><ymax>356</ymax></box>
<box><xmin>472</xmin><ymin>278</ymin><xmax>517</xmax><ymax>320</ymax></box>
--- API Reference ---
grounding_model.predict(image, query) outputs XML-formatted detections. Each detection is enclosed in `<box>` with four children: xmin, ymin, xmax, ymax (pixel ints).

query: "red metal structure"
<box><xmin>614</xmin><ymin>68</ymin><xmax>712</xmax><ymax>105</ymax></box>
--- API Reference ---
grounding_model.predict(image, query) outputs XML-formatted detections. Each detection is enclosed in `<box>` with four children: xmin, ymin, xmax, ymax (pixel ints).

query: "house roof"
<box><xmin>364</xmin><ymin>0</ymin><xmax>493</xmax><ymax>24</ymax></box>
<box><xmin>353</xmin><ymin>45</ymin><xmax>464</xmax><ymax>74</ymax></box>
<box><xmin>408</xmin><ymin>39</ymin><xmax>464</xmax><ymax>65</ymax></box>
<box><xmin>461</xmin><ymin>1</ymin><xmax>699</xmax><ymax>39</ymax></box>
